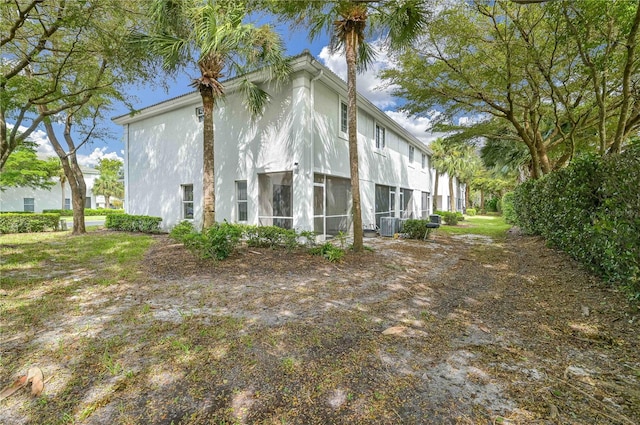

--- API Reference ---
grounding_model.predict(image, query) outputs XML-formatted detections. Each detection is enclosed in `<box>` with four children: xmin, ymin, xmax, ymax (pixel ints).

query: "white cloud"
<box><xmin>76</xmin><ymin>147</ymin><xmax>123</xmax><ymax>167</ymax></box>
<box><xmin>318</xmin><ymin>42</ymin><xmax>398</xmax><ymax>110</ymax></box>
<box><xmin>9</xmin><ymin>123</ymin><xmax>123</xmax><ymax>167</ymax></box>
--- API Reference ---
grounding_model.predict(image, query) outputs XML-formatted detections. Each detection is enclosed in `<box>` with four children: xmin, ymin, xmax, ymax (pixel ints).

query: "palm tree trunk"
<box><xmin>346</xmin><ymin>29</ymin><xmax>363</xmax><ymax>251</ymax></box>
<box><xmin>449</xmin><ymin>175</ymin><xmax>455</xmax><ymax>212</ymax></box>
<box><xmin>201</xmin><ymin>86</ymin><xmax>216</xmax><ymax>229</ymax></box>
<box><xmin>105</xmin><ymin>195</ymin><xmax>111</xmax><ymax>209</ymax></box>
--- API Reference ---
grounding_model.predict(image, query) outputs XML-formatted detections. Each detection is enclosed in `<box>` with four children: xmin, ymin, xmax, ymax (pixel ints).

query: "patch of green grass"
<box><xmin>437</xmin><ymin>215</ymin><xmax>511</xmax><ymax>240</ymax></box>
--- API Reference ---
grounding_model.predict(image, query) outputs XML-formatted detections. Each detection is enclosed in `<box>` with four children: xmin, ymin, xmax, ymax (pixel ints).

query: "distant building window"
<box><xmin>195</xmin><ymin>106</ymin><xmax>204</xmax><ymax>122</ymax></box>
<box><xmin>64</xmin><ymin>198</ymin><xmax>71</xmax><ymax>210</ymax></box>
<box><xmin>24</xmin><ymin>198</ymin><xmax>34</xmax><ymax>212</ymax></box>
<box><xmin>182</xmin><ymin>184</ymin><xmax>194</xmax><ymax>219</ymax></box>
<box><xmin>409</xmin><ymin>146</ymin><xmax>415</xmax><ymax>163</ymax></box>
<box><xmin>375</xmin><ymin>124</ymin><xmax>386</xmax><ymax>149</ymax></box>
<box><xmin>422</xmin><ymin>153</ymin><xmax>427</xmax><ymax>169</ymax></box>
<box><xmin>421</xmin><ymin>191</ymin><xmax>430</xmax><ymax>218</ymax></box>
<box><xmin>236</xmin><ymin>180</ymin><xmax>248</xmax><ymax>222</ymax></box>
<box><xmin>340</xmin><ymin>101</ymin><xmax>348</xmax><ymax>134</ymax></box>
<box><xmin>85</xmin><ymin>197</ymin><xmax>92</xmax><ymax>208</ymax></box>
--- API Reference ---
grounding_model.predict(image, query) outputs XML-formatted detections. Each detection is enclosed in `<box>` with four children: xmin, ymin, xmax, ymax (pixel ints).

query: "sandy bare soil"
<box><xmin>1</xmin><ymin>231</ymin><xmax>639</xmax><ymax>424</ymax></box>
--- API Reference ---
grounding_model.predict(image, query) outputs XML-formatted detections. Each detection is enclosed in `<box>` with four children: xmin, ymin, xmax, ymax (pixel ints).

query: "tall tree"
<box><xmin>0</xmin><ymin>142</ymin><xmax>59</xmax><ymax>190</ymax></box>
<box><xmin>5</xmin><ymin>0</ymin><xmax>155</xmax><ymax>233</ymax></box>
<box><xmin>268</xmin><ymin>0</ymin><xmax>430</xmax><ymax>251</ymax></box>
<box><xmin>137</xmin><ymin>0</ymin><xmax>290</xmax><ymax>229</ymax></box>
<box><xmin>382</xmin><ymin>0</ymin><xmax>640</xmax><ymax>179</ymax></box>
<box><xmin>93</xmin><ymin>158</ymin><xmax>124</xmax><ymax>209</ymax></box>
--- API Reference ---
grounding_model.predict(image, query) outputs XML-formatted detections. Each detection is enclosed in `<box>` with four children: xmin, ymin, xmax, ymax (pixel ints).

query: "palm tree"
<box><xmin>269</xmin><ymin>0</ymin><xmax>430</xmax><ymax>251</ymax></box>
<box><xmin>138</xmin><ymin>0</ymin><xmax>289</xmax><ymax>229</ymax></box>
<box><xmin>92</xmin><ymin>175</ymin><xmax>124</xmax><ymax>209</ymax></box>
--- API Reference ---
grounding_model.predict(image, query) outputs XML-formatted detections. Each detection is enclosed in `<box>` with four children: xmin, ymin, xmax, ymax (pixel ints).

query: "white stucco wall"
<box><xmin>117</xmin><ymin>53</ymin><xmax>434</xmax><ymax>232</ymax></box>
<box><xmin>0</xmin><ymin>170</ymin><xmax>99</xmax><ymax>212</ymax></box>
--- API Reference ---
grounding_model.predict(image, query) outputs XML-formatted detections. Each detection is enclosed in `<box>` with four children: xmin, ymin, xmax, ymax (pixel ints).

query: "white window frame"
<box><xmin>236</xmin><ymin>180</ymin><xmax>248</xmax><ymax>223</ymax></box>
<box><xmin>181</xmin><ymin>184</ymin><xmax>194</xmax><ymax>220</ymax></box>
<box><xmin>339</xmin><ymin>99</ymin><xmax>348</xmax><ymax>139</ymax></box>
<box><xmin>23</xmin><ymin>197</ymin><xmax>34</xmax><ymax>212</ymax></box>
<box><xmin>195</xmin><ymin>106</ymin><xmax>204</xmax><ymax>122</ymax></box>
<box><xmin>421</xmin><ymin>153</ymin><xmax>427</xmax><ymax>169</ymax></box>
<box><xmin>409</xmin><ymin>145</ymin><xmax>415</xmax><ymax>163</ymax></box>
<box><xmin>375</xmin><ymin>123</ymin><xmax>386</xmax><ymax>150</ymax></box>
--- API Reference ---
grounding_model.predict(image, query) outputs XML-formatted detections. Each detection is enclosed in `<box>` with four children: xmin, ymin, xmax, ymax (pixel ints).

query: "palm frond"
<box><xmin>239</xmin><ymin>78</ymin><xmax>269</xmax><ymax>118</ymax></box>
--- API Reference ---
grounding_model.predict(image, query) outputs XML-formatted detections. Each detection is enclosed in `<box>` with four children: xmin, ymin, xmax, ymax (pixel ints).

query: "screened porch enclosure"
<box><xmin>314</xmin><ymin>174</ymin><xmax>352</xmax><ymax>238</ymax></box>
<box><xmin>258</xmin><ymin>172</ymin><xmax>293</xmax><ymax>229</ymax></box>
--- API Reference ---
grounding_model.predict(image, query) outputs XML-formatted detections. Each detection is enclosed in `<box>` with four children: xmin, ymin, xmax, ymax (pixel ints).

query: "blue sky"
<box><xmin>31</xmin><ymin>23</ymin><xmax>441</xmax><ymax>167</ymax></box>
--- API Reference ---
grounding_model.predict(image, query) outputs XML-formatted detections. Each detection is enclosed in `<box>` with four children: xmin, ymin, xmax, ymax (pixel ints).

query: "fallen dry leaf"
<box><xmin>478</xmin><ymin>325</ymin><xmax>491</xmax><ymax>334</ymax></box>
<box><xmin>382</xmin><ymin>326</ymin><xmax>407</xmax><ymax>336</ymax></box>
<box><xmin>26</xmin><ymin>367</ymin><xmax>44</xmax><ymax>396</ymax></box>
<box><xmin>0</xmin><ymin>375</ymin><xmax>27</xmax><ymax>401</ymax></box>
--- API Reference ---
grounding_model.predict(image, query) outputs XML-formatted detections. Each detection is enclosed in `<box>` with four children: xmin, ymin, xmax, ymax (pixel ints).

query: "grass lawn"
<box><xmin>436</xmin><ymin>214</ymin><xmax>512</xmax><ymax>240</ymax></box>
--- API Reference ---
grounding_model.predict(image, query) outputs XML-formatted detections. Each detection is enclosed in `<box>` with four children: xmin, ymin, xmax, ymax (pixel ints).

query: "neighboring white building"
<box><xmin>432</xmin><ymin>171</ymin><xmax>466</xmax><ymax>212</ymax></box>
<box><xmin>114</xmin><ymin>52</ymin><xmax>441</xmax><ymax>235</ymax></box>
<box><xmin>0</xmin><ymin>166</ymin><xmax>103</xmax><ymax>212</ymax></box>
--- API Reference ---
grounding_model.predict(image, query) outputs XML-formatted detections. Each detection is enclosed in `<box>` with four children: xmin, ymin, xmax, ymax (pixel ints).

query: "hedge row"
<box><xmin>43</xmin><ymin>208</ymin><xmax>124</xmax><ymax>216</ymax></box>
<box><xmin>105</xmin><ymin>213</ymin><xmax>162</xmax><ymax>233</ymax></box>
<box><xmin>512</xmin><ymin>146</ymin><xmax>640</xmax><ymax>298</ymax></box>
<box><xmin>0</xmin><ymin>213</ymin><xmax>61</xmax><ymax>233</ymax></box>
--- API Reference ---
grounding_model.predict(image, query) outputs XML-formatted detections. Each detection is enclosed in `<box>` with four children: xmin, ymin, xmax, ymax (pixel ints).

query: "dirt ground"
<box><xmin>2</xmin><ymin>230</ymin><xmax>639</xmax><ymax>424</ymax></box>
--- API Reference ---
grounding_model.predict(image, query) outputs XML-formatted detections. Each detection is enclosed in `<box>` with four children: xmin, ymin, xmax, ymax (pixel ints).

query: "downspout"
<box><xmin>310</xmin><ymin>68</ymin><xmax>323</xmax><ymax>234</ymax></box>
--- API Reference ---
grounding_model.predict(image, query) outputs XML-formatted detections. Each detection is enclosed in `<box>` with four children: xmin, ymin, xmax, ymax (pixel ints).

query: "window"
<box><xmin>422</xmin><ymin>153</ymin><xmax>427</xmax><ymax>169</ymax></box>
<box><xmin>340</xmin><ymin>101</ymin><xmax>348</xmax><ymax>134</ymax></box>
<box><xmin>236</xmin><ymin>181</ymin><xmax>248</xmax><ymax>222</ymax></box>
<box><xmin>23</xmin><ymin>198</ymin><xmax>34</xmax><ymax>212</ymax></box>
<box><xmin>409</xmin><ymin>145</ymin><xmax>415</xmax><ymax>163</ymax></box>
<box><xmin>375</xmin><ymin>124</ymin><xmax>386</xmax><ymax>149</ymax></box>
<box><xmin>421</xmin><ymin>192</ymin><xmax>430</xmax><ymax>218</ymax></box>
<box><xmin>195</xmin><ymin>106</ymin><xmax>204</xmax><ymax>122</ymax></box>
<box><xmin>85</xmin><ymin>197</ymin><xmax>91</xmax><ymax>208</ymax></box>
<box><xmin>182</xmin><ymin>184</ymin><xmax>194</xmax><ymax>219</ymax></box>
<box><xmin>64</xmin><ymin>198</ymin><xmax>71</xmax><ymax>210</ymax></box>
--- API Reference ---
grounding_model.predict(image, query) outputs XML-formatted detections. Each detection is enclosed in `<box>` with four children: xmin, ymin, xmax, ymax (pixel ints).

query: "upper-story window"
<box><xmin>340</xmin><ymin>101</ymin><xmax>348</xmax><ymax>135</ymax></box>
<box><xmin>422</xmin><ymin>153</ymin><xmax>427</xmax><ymax>169</ymax></box>
<box><xmin>409</xmin><ymin>145</ymin><xmax>415</xmax><ymax>163</ymax></box>
<box><xmin>375</xmin><ymin>124</ymin><xmax>386</xmax><ymax>149</ymax></box>
<box><xmin>195</xmin><ymin>106</ymin><xmax>204</xmax><ymax>122</ymax></box>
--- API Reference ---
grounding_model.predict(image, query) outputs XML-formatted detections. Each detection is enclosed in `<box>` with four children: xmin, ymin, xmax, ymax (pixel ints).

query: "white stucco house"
<box><xmin>0</xmin><ymin>166</ymin><xmax>103</xmax><ymax>212</ymax></box>
<box><xmin>114</xmin><ymin>52</ymin><xmax>440</xmax><ymax>235</ymax></box>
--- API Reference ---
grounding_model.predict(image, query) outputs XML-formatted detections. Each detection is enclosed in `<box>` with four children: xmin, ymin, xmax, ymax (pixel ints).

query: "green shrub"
<box><xmin>501</xmin><ymin>192</ymin><xmax>516</xmax><ymax>224</ymax></box>
<box><xmin>512</xmin><ymin>148</ymin><xmax>639</xmax><ymax>298</ymax></box>
<box><xmin>43</xmin><ymin>208</ymin><xmax>124</xmax><ymax>217</ymax></box>
<box><xmin>402</xmin><ymin>219</ymin><xmax>435</xmax><ymax>240</ymax></box>
<box><xmin>200</xmin><ymin>222</ymin><xmax>243</xmax><ymax>260</ymax></box>
<box><xmin>0</xmin><ymin>213</ymin><xmax>61</xmax><ymax>233</ymax></box>
<box><xmin>169</xmin><ymin>220</ymin><xmax>195</xmax><ymax>242</ymax></box>
<box><xmin>244</xmin><ymin>225</ymin><xmax>298</xmax><ymax>250</ymax></box>
<box><xmin>105</xmin><ymin>213</ymin><xmax>162</xmax><ymax>233</ymax></box>
<box><xmin>465</xmin><ymin>208</ymin><xmax>477</xmax><ymax>216</ymax></box>
<box><xmin>485</xmin><ymin>198</ymin><xmax>500</xmax><ymax>212</ymax></box>
<box><xmin>309</xmin><ymin>242</ymin><xmax>345</xmax><ymax>262</ymax></box>
<box><xmin>442</xmin><ymin>211</ymin><xmax>459</xmax><ymax>226</ymax></box>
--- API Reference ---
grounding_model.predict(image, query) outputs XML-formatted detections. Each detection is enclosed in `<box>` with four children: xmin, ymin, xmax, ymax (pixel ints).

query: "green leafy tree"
<box><xmin>382</xmin><ymin>0</ymin><xmax>640</xmax><ymax>179</ymax></box>
<box><xmin>136</xmin><ymin>0</ymin><xmax>290</xmax><ymax>229</ymax></box>
<box><xmin>268</xmin><ymin>0</ymin><xmax>430</xmax><ymax>251</ymax></box>
<box><xmin>4</xmin><ymin>1</ymin><xmax>154</xmax><ymax>234</ymax></box>
<box><xmin>0</xmin><ymin>142</ymin><xmax>59</xmax><ymax>190</ymax></box>
<box><xmin>93</xmin><ymin>158</ymin><xmax>124</xmax><ymax>209</ymax></box>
